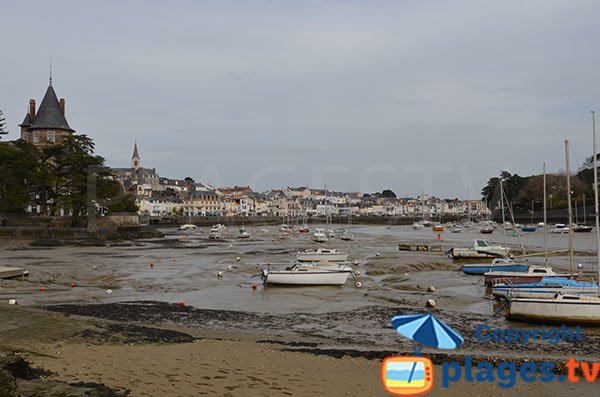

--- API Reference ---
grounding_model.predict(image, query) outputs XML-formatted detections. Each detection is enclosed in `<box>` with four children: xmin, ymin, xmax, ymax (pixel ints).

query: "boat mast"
<box><xmin>592</xmin><ymin>111</ymin><xmax>600</xmax><ymax>293</ymax></box>
<box><xmin>543</xmin><ymin>163</ymin><xmax>548</xmax><ymax>266</ymax></box>
<box><xmin>565</xmin><ymin>139</ymin><xmax>574</xmax><ymax>278</ymax></box>
<box><xmin>500</xmin><ymin>179</ymin><xmax>507</xmax><ymax>246</ymax></box>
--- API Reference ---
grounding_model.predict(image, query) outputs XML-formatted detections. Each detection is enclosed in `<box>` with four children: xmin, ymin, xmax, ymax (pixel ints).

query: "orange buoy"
<box><xmin>251</xmin><ymin>283</ymin><xmax>257</xmax><ymax>290</ymax></box>
<box><xmin>70</xmin><ymin>283</ymin><xmax>75</xmax><ymax>288</ymax></box>
<box><xmin>39</xmin><ymin>287</ymin><xmax>46</xmax><ymax>292</ymax></box>
<box><xmin>437</xmin><ymin>234</ymin><xmax>442</xmax><ymax>241</ymax></box>
<box><xmin>178</xmin><ymin>300</ymin><xmax>186</xmax><ymax>307</ymax></box>
<box><xmin>150</xmin><ymin>262</ymin><xmax>154</xmax><ymax>268</ymax></box>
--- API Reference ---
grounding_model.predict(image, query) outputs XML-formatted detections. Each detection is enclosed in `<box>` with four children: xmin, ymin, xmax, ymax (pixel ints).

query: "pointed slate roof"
<box><xmin>132</xmin><ymin>142</ymin><xmax>140</xmax><ymax>159</ymax></box>
<box><xmin>29</xmin><ymin>85</ymin><xmax>75</xmax><ymax>132</ymax></box>
<box><xmin>19</xmin><ymin>112</ymin><xmax>32</xmax><ymax>127</ymax></box>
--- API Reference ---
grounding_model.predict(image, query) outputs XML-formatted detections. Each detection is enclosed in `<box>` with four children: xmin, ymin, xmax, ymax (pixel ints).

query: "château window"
<box><xmin>22</xmin><ymin>132</ymin><xmax>27</xmax><ymax>140</ymax></box>
<box><xmin>33</xmin><ymin>131</ymin><xmax>39</xmax><ymax>143</ymax></box>
<box><xmin>47</xmin><ymin>131</ymin><xmax>55</xmax><ymax>143</ymax></box>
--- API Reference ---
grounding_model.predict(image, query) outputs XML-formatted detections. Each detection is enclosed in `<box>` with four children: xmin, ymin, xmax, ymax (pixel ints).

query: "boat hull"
<box><xmin>264</xmin><ymin>270</ymin><xmax>351</xmax><ymax>285</ymax></box>
<box><xmin>451</xmin><ymin>248</ymin><xmax>509</xmax><ymax>259</ymax></box>
<box><xmin>484</xmin><ymin>273</ymin><xmax>576</xmax><ymax>286</ymax></box>
<box><xmin>493</xmin><ymin>286</ymin><xmax>598</xmax><ymax>299</ymax></box>
<box><xmin>461</xmin><ymin>264</ymin><xmax>528</xmax><ymax>275</ymax></box>
<box><xmin>297</xmin><ymin>253</ymin><xmax>349</xmax><ymax>262</ymax></box>
<box><xmin>508</xmin><ymin>297</ymin><xmax>600</xmax><ymax>325</ymax></box>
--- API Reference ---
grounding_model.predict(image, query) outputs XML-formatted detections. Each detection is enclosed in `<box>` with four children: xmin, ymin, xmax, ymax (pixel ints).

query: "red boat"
<box><xmin>484</xmin><ymin>266</ymin><xmax>578</xmax><ymax>286</ymax></box>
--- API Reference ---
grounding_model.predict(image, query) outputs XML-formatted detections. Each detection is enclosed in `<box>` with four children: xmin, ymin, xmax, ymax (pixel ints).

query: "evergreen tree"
<box><xmin>0</xmin><ymin>110</ymin><xmax>8</xmax><ymax>138</ymax></box>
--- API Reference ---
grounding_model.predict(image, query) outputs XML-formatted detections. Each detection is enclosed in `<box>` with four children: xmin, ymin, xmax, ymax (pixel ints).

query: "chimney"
<box><xmin>29</xmin><ymin>99</ymin><xmax>36</xmax><ymax>119</ymax></box>
<box><xmin>59</xmin><ymin>98</ymin><xmax>65</xmax><ymax>115</ymax></box>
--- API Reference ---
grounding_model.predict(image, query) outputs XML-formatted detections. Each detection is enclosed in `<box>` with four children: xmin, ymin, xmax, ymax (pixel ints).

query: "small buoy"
<box><xmin>376</xmin><ymin>252</ymin><xmax>381</xmax><ymax>257</ymax></box>
<box><xmin>106</xmin><ymin>289</ymin><xmax>113</xmax><ymax>294</ymax></box>
<box><xmin>227</xmin><ymin>265</ymin><xmax>234</xmax><ymax>271</ymax></box>
<box><xmin>437</xmin><ymin>234</ymin><xmax>442</xmax><ymax>241</ymax></box>
<box><xmin>92</xmin><ymin>265</ymin><xmax>97</xmax><ymax>270</ymax></box>
<box><xmin>39</xmin><ymin>287</ymin><xmax>46</xmax><ymax>292</ymax></box>
<box><xmin>251</xmin><ymin>283</ymin><xmax>257</xmax><ymax>290</ymax></box>
<box><xmin>70</xmin><ymin>283</ymin><xmax>75</xmax><ymax>288</ymax></box>
<box><xmin>172</xmin><ymin>259</ymin><xmax>176</xmax><ymax>262</ymax></box>
<box><xmin>236</xmin><ymin>256</ymin><xmax>241</xmax><ymax>262</ymax></box>
<box><xmin>218</xmin><ymin>271</ymin><xmax>223</xmax><ymax>277</ymax></box>
<box><xmin>354</xmin><ymin>270</ymin><xmax>360</xmax><ymax>276</ymax></box>
<box><xmin>178</xmin><ymin>300</ymin><xmax>186</xmax><ymax>307</ymax></box>
<box><xmin>355</xmin><ymin>281</ymin><xmax>362</xmax><ymax>288</ymax></box>
<box><xmin>8</xmin><ymin>299</ymin><xmax>17</xmax><ymax>305</ymax></box>
<box><xmin>577</xmin><ymin>263</ymin><xmax>583</xmax><ymax>269</ymax></box>
<box><xmin>404</xmin><ymin>272</ymin><xmax>409</xmax><ymax>276</ymax></box>
<box><xmin>150</xmin><ymin>262</ymin><xmax>154</xmax><ymax>268</ymax></box>
<box><xmin>426</xmin><ymin>299</ymin><xmax>436</xmax><ymax>308</ymax></box>
<box><xmin>427</xmin><ymin>286</ymin><xmax>436</xmax><ymax>293</ymax></box>
<box><xmin>354</xmin><ymin>260</ymin><xmax>359</xmax><ymax>265</ymax></box>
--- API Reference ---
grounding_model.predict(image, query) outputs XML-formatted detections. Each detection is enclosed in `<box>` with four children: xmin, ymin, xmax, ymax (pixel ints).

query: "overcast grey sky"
<box><xmin>2</xmin><ymin>0</ymin><xmax>599</xmax><ymax>198</ymax></box>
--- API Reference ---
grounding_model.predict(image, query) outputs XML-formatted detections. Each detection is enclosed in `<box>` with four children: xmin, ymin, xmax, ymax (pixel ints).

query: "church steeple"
<box><xmin>132</xmin><ymin>141</ymin><xmax>140</xmax><ymax>169</ymax></box>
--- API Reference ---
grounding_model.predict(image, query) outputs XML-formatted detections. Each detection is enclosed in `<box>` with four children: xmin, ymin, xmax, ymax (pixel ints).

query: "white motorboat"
<box><xmin>261</xmin><ymin>262</ymin><xmax>353</xmax><ymax>285</ymax></box>
<box><xmin>550</xmin><ymin>224</ymin><xmax>569</xmax><ymax>234</ymax></box>
<box><xmin>449</xmin><ymin>239</ymin><xmax>510</xmax><ymax>259</ymax></box>
<box><xmin>412</xmin><ymin>222</ymin><xmax>425</xmax><ymax>230</ymax></box>
<box><xmin>236</xmin><ymin>228</ymin><xmax>251</xmax><ymax>239</ymax></box>
<box><xmin>296</xmin><ymin>248</ymin><xmax>349</xmax><ymax>262</ymax></box>
<box><xmin>326</xmin><ymin>229</ymin><xmax>336</xmax><ymax>238</ymax></box>
<box><xmin>312</xmin><ymin>228</ymin><xmax>328</xmax><ymax>243</ymax></box>
<box><xmin>340</xmin><ymin>230</ymin><xmax>354</xmax><ymax>241</ymax></box>
<box><xmin>208</xmin><ymin>224</ymin><xmax>227</xmax><ymax>239</ymax></box>
<box><xmin>177</xmin><ymin>224</ymin><xmax>198</xmax><ymax>231</ymax></box>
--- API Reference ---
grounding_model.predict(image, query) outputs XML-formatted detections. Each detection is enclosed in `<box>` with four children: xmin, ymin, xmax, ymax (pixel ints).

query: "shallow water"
<box><xmin>1</xmin><ymin>224</ymin><xmax>598</xmax><ymax>318</ymax></box>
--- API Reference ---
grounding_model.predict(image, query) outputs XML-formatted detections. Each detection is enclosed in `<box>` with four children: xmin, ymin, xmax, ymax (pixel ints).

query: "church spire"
<box><xmin>132</xmin><ymin>141</ymin><xmax>140</xmax><ymax>169</ymax></box>
<box><xmin>49</xmin><ymin>60</ymin><xmax>53</xmax><ymax>86</ymax></box>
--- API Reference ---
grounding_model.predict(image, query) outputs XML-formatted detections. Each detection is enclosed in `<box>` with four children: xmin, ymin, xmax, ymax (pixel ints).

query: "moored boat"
<box><xmin>492</xmin><ymin>277</ymin><xmax>598</xmax><ymax>299</ymax></box>
<box><xmin>312</xmin><ymin>228</ymin><xmax>328</xmax><ymax>243</ymax></box>
<box><xmin>261</xmin><ymin>262</ymin><xmax>353</xmax><ymax>286</ymax></box>
<box><xmin>432</xmin><ymin>224</ymin><xmax>444</xmax><ymax>232</ymax></box>
<box><xmin>208</xmin><ymin>224</ymin><xmax>227</xmax><ymax>239</ymax></box>
<box><xmin>296</xmin><ymin>248</ymin><xmax>349</xmax><ymax>263</ymax></box>
<box><xmin>450</xmin><ymin>239</ymin><xmax>510</xmax><ymax>259</ymax></box>
<box><xmin>484</xmin><ymin>266</ymin><xmax>576</xmax><ymax>286</ymax></box>
<box><xmin>461</xmin><ymin>258</ymin><xmax>528</xmax><ymax>275</ymax></box>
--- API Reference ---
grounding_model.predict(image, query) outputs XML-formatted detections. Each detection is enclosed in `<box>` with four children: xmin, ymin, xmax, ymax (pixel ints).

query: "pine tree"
<box><xmin>0</xmin><ymin>110</ymin><xmax>8</xmax><ymax>139</ymax></box>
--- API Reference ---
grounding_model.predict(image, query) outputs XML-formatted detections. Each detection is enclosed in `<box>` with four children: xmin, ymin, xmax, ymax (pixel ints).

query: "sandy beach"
<box><xmin>1</xmin><ymin>225</ymin><xmax>600</xmax><ymax>396</ymax></box>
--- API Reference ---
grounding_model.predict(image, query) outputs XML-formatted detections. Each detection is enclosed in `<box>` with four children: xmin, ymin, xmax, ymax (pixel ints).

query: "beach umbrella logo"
<box><xmin>391</xmin><ymin>313</ymin><xmax>464</xmax><ymax>350</ymax></box>
<box><xmin>381</xmin><ymin>314</ymin><xmax>463</xmax><ymax>396</ymax></box>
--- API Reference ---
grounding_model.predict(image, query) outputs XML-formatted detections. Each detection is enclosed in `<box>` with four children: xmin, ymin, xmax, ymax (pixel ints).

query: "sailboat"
<box><xmin>574</xmin><ymin>195</ymin><xmax>593</xmax><ymax>232</ymax></box>
<box><xmin>507</xmin><ymin>121</ymin><xmax>600</xmax><ymax>325</ymax></box>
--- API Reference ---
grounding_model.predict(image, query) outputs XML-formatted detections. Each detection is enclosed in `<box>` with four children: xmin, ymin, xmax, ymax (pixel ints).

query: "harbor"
<box><xmin>2</xmin><ymin>223</ymin><xmax>600</xmax><ymax>394</ymax></box>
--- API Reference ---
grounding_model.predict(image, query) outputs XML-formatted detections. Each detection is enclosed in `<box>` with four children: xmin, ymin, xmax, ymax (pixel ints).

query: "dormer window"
<box><xmin>33</xmin><ymin>131</ymin><xmax>39</xmax><ymax>143</ymax></box>
<box><xmin>47</xmin><ymin>131</ymin><xmax>55</xmax><ymax>143</ymax></box>
<box><xmin>22</xmin><ymin>131</ymin><xmax>27</xmax><ymax>140</ymax></box>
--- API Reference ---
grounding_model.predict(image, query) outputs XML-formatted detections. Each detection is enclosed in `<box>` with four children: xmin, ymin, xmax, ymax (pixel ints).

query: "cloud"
<box><xmin>2</xmin><ymin>0</ymin><xmax>599</xmax><ymax>197</ymax></box>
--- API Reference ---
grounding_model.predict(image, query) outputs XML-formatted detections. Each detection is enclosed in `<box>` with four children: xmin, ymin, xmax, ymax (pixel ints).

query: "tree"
<box><xmin>0</xmin><ymin>134</ymin><xmax>136</xmax><ymax>216</ymax></box>
<box><xmin>0</xmin><ymin>110</ymin><xmax>8</xmax><ymax>139</ymax></box>
<box><xmin>380</xmin><ymin>189</ymin><xmax>397</xmax><ymax>199</ymax></box>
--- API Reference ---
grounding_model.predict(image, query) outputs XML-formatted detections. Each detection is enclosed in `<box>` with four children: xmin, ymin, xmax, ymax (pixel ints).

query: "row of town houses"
<box><xmin>111</xmin><ymin>143</ymin><xmax>490</xmax><ymax>219</ymax></box>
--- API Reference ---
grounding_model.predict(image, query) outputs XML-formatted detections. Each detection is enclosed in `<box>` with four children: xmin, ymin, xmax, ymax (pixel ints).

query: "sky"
<box><xmin>1</xmin><ymin>0</ymin><xmax>599</xmax><ymax>198</ymax></box>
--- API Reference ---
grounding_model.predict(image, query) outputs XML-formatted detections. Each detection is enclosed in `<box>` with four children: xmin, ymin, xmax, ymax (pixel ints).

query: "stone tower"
<box><xmin>19</xmin><ymin>77</ymin><xmax>74</xmax><ymax>146</ymax></box>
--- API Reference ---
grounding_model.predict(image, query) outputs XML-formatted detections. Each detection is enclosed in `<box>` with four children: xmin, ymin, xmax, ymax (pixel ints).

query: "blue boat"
<box><xmin>461</xmin><ymin>258</ymin><xmax>529</xmax><ymax>275</ymax></box>
<box><xmin>492</xmin><ymin>277</ymin><xmax>598</xmax><ymax>299</ymax></box>
<box><xmin>521</xmin><ymin>226</ymin><xmax>537</xmax><ymax>232</ymax></box>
